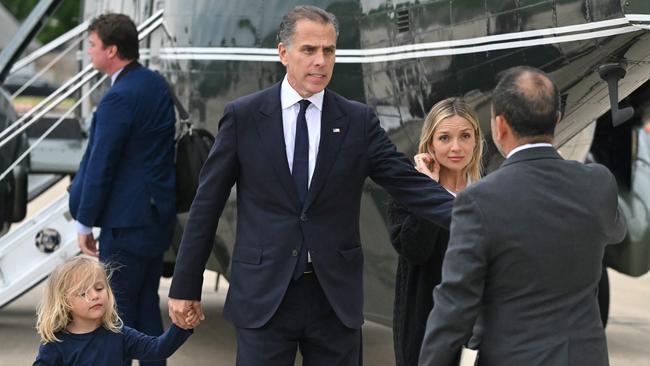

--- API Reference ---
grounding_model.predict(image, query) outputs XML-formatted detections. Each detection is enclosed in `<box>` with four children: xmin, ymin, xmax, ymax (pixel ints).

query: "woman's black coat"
<box><xmin>388</xmin><ymin>199</ymin><xmax>449</xmax><ymax>366</ymax></box>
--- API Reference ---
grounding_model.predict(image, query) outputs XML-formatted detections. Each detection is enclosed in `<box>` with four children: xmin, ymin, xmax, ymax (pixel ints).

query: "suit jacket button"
<box><xmin>292</xmin><ymin>249</ymin><xmax>298</xmax><ymax>256</ymax></box>
<box><xmin>300</xmin><ymin>213</ymin><xmax>308</xmax><ymax>222</ymax></box>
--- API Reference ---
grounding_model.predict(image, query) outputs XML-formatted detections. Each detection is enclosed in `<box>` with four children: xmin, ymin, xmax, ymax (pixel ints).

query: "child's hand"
<box><xmin>184</xmin><ymin>309</ymin><xmax>201</xmax><ymax>328</ymax></box>
<box><xmin>169</xmin><ymin>298</ymin><xmax>204</xmax><ymax>329</ymax></box>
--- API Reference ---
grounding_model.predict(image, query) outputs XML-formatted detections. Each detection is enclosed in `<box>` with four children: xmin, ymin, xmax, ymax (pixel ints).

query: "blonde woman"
<box><xmin>33</xmin><ymin>257</ymin><xmax>193</xmax><ymax>365</ymax></box>
<box><xmin>388</xmin><ymin>97</ymin><xmax>483</xmax><ymax>366</ymax></box>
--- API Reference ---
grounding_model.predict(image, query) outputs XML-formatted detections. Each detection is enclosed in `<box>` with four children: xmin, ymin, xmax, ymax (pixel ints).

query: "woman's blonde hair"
<box><xmin>418</xmin><ymin>97</ymin><xmax>484</xmax><ymax>182</ymax></box>
<box><xmin>36</xmin><ymin>256</ymin><xmax>122</xmax><ymax>343</ymax></box>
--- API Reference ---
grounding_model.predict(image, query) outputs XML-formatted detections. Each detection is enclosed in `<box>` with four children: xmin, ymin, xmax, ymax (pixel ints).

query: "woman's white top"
<box><xmin>443</xmin><ymin>175</ymin><xmax>472</xmax><ymax>197</ymax></box>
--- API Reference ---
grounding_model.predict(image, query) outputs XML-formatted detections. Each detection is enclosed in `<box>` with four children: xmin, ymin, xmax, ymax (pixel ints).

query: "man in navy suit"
<box><xmin>69</xmin><ymin>14</ymin><xmax>176</xmax><ymax>366</ymax></box>
<box><xmin>168</xmin><ymin>5</ymin><xmax>453</xmax><ymax>365</ymax></box>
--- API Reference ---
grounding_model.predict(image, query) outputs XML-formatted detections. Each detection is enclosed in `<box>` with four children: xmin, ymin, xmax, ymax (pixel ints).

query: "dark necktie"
<box><xmin>292</xmin><ymin>99</ymin><xmax>310</xmax><ymax>280</ymax></box>
<box><xmin>292</xmin><ymin>99</ymin><xmax>311</xmax><ymax>203</ymax></box>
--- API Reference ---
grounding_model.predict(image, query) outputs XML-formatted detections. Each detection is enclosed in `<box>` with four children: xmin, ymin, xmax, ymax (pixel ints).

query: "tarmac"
<box><xmin>1</xmin><ymin>179</ymin><xmax>649</xmax><ymax>365</ymax></box>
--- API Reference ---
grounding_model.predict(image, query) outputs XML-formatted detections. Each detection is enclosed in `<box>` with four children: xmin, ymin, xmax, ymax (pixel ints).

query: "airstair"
<box><xmin>0</xmin><ymin>7</ymin><xmax>166</xmax><ymax>308</ymax></box>
<box><xmin>0</xmin><ymin>194</ymin><xmax>81</xmax><ymax>308</ymax></box>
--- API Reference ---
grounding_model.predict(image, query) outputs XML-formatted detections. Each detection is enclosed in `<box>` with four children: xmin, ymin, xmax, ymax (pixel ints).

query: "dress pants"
<box><xmin>235</xmin><ymin>272</ymin><xmax>362</xmax><ymax>366</ymax></box>
<box><xmin>99</xmin><ymin>226</ymin><xmax>167</xmax><ymax>366</ymax></box>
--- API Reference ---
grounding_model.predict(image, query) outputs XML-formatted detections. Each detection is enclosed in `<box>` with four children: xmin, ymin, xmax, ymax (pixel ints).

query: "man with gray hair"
<box><xmin>167</xmin><ymin>5</ymin><xmax>454</xmax><ymax>365</ymax></box>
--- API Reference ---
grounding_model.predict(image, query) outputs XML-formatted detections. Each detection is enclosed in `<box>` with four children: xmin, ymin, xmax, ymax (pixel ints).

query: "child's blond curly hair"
<box><xmin>36</xmin><ymin>256</ymin><xmax>122</xmax><ymax>343</ymax></box>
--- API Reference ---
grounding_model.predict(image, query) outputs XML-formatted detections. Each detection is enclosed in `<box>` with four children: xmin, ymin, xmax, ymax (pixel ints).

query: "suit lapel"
<box><xmin>255</xmin><ymin>83</ymin><xmax>302</xmax><ymax>209</ymax></box>
<box><xmin>303</xmin><ymin>90</ymin><xmax>348</xmax><ymax>211</ymax></box>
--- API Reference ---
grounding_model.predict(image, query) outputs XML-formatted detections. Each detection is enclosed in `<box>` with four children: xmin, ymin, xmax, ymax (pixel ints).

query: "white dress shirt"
<box><xmin>506</xmin><ymin>142</ymin><xmax>554</xmax><ymax>159</ymax></box>
<box><xmin>281</xmin><ymin>76</ymin><xmax>323</xmax><ymax>262</ymax></box>
<box><xmin>75</xmin><ymin>67</ymin><xmax>126</xmax><ymax>235</ymax></box>
<box><xmin>281</xmin><ymin>75</ymin><xmax>323</xmax><ymax>187</ymax></box>
<box><xmin>110</xmin><ymin>66</ymin><xmax>124</xmax><ymax>86</ymax></box>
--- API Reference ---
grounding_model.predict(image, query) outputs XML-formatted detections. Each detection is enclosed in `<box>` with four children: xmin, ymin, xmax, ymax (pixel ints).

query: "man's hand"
<box><xmin>169</xmin><ymin>298</ymin><xmax>205</xmax><ymax>329</ymax></box>
<box><xmin>77</xmin><ymin>233</ymin><xmax>98</xmax><ymax>257</ymax></box>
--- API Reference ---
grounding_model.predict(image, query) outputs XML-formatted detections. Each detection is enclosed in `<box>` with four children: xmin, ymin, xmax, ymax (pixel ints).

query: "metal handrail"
<box><xmin>8</xmin><ymin>8</ymin><xmax>164</xmax><ymax>75</ymax></box>
<box><xmin>0</xmin><ymin>9</ymin><xmax>166</xmax><ymax>149</ymax></box>
<box><xmin>8</xmin><ymin>20</ymin><xmax>89</xmax><ymax>76</ymax></box>
<box><xmin>0</xmin><ymin>74</ymin><xmax>107</xmax><ymax>181</ymax></box>
<box><xmin>10</xmin><ymin>36</ymin><xmax>84</xmax><ymax>100</ymax></box>
<box><xmin>0</xmin><ymin>9</ymin><xmax>167</xmax><ymax>181</ymax></box>
<box><xmin>0</xmin><ymin>64</ymin><xmax>95</xmax><ymax>144</ymax></box>
<box><xmin>139</xmin><ymin>16</ymin><xmax>164</xmax><ymax>40</ymax></box>
<box><xmin>0</xmin><ymin>68</ymin><xmax>99</xmax><ymax>151</ymax></box>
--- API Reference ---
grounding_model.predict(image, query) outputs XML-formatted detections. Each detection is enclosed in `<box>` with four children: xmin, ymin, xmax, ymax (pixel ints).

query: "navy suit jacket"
<box><xmin>169</xmin><ymin>82</ymin><xmax>454</xmax><ymax>329</ymax></box>
<box><xmin>69</xmin><ymin>62</ymin><xmax>176</xmax><ymax>255</ymax></box>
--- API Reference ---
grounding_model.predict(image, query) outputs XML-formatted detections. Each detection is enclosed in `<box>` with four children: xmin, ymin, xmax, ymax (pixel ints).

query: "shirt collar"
<box><xmin>281</xmin><ymin>75</ymin><xmax>324</xmax><ymax>111</ymax></box>
<box><xmin>507</xmin><ymin>142</ymin><xmax>554</xmax><ymax>159</ymax></box>
<box><xmin>110</xmin><ymin>66</ymin><xmax>125</xmax><ymax>86</ymax></box>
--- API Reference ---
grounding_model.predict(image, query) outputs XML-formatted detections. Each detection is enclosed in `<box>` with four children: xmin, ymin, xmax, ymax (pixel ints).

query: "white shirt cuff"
<box><xmin>75</xmin><ymin>221</ymin><xmax>92</xmax><ymax>235</ymax></box>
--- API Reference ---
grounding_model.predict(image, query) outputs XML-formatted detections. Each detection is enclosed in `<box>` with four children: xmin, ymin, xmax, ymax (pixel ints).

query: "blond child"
<box><xmin>33</xmin><ymin>256</ymin><xmax>194</xmax><ymax>365</ymax></box>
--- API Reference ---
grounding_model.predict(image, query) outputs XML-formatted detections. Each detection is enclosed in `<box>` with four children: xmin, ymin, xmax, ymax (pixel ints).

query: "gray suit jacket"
<box><xmin>418</xmin><ymin>146</ymin><xmax>626</xmax><ymax>366</ymax></box>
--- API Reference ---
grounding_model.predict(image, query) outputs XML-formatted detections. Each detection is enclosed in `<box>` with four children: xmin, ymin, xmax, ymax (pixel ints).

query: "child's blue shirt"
<box><xmin>33</xmin><ymin>324</ymin><xmax>191</xmax><ymax>365</ymax></box>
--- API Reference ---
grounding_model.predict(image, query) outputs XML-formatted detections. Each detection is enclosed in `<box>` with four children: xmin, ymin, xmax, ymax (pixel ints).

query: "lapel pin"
<box><xmin>333</xmin><ymin>128</ymin><xmax>341</xmax><ymax>133</ymax></box>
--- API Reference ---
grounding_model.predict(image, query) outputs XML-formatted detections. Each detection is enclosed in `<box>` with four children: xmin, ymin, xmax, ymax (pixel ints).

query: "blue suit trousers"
<box><xmin>100</xmin><ymin>225</ymin><xmax>170</xmax><ymax>366</ymax></box>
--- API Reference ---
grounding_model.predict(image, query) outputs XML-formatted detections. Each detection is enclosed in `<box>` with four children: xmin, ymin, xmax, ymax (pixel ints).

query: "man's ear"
<box><xmin>494</xmin><ymin>115</ymin><xmax>508</xmax><ymax>140</ymax></box>
<box><xmin>107</xmin><ymin>45</ymin><xmax>118</xmax><ymax>59</ymax></box>
<box><xmin>278</xmin><ymin>43</ymin><xmax>288</xmax><ymax>66</ymax></box>
<box><xmin>555</xmin><ymin>112</ymin><xmax>562</xmax><ymax>125</ymax></box>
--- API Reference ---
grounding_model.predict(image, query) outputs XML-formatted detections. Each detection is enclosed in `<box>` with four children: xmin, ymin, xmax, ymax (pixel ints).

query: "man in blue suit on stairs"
<box><xmin>69</xmin><ymin>14</ymin><xmax>176</xmax><ymax>366</ymax></box>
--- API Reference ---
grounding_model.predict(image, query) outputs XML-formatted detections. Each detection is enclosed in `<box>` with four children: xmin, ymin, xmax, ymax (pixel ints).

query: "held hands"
<box><xmin>168</xmin><ymin>298</ymin><xmax>205</xmax><ymax>329</ymax></box>
<box><xmin>77</xmin><ymin>233</ymin><xmax>98</xmax><ymax>257</ymax></box>
<box><xmin>414</xmin><ymin>153</ymin><xmax>440</xmax><ymax>182</ymax></box>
